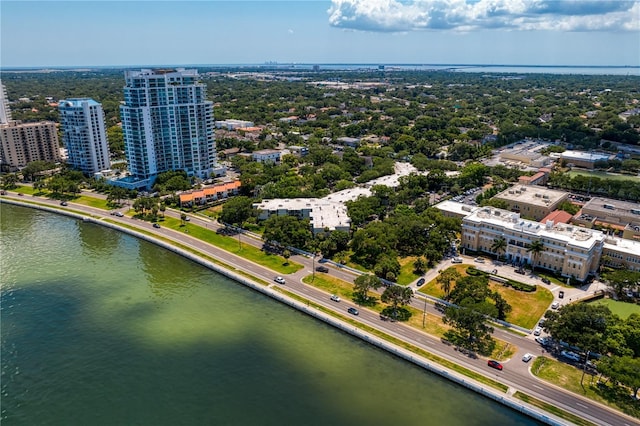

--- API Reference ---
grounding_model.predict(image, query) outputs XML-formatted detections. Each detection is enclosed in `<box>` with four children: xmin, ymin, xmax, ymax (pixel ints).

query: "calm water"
<box><xmin>0</xmin><ymin>204</ymin><xmax>540</xmax><ymax>426</ymax></box>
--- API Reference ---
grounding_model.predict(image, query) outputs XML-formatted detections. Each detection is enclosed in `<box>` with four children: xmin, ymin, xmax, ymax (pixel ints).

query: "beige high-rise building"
<box><xmin>0</xmin><ymin>120</ymin><xmax>61</xmax><ymax>170</ymax></box>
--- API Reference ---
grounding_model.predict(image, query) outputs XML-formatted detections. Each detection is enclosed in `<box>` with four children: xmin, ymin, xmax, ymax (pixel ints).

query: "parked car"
<box><xmin>515</xmin><ymin>269</ymin><xmax>526</xmax><ymax>275</ymax></box>
<box><xmin>452</xmin><ymin>257</ymin><xmax>463</xmax><ymax>264</ymax></box>
<box><xmin>535</xmin><ymin>336</ymin><xmax>550</xmax><ymax>345</ymax></box>
<box><xmin>558</xmin><ymin>290</ymin><xmax>565</xmax><ymax>299</ymax></box>
<box><xmin>487</xmin><ymin>360</ymin><xmax>503</xmax><ymax>370</ymax></box>
<box><xmin>274</xmin><ymin>276</ymin><xmax>286</xmax><ymax>285</ymax></box>
<box><xmin>533</xmin><ymin>327</ymin><xmax>543</xmax><ymax>336</ymax></box>
<box><xmin>330</xmin><ymin>294</ymin><xmax>341</xmax><ymax>302</ymax></box>
<box><xmin>474</xmin><ymin>257</ymin><xmax>485</xmax><ymax>263</ymax></box>
<box><xmin>153</xmin><ymin>223</ymin><xmax>161</xmax><ymax>229</ymax></box>
<box><xmin>315</xmin><ymin>265</ymin><xmax>329</xmax><ymax>273</ymax></box>
<box><xmin>551</xmin><ymin>302</ymin><xmax>560</xmax><ymax>309</ymax></box>
<box><xmin>347</xmin><ymin>307</ymin><xmax>359</xmax><ymax>316</ymax></box>
<box><xmin>522</xmin><ymin>353</ymin><xmax>533</xmax><ymax>363</ymax></box>
<box><xmin>416</xmin><ymin>277</ymin><xmax>426</xmax><ymax>287</ymax></box>
<box><xmin>561</xmin><ymin>350</ymin><xmax>581</xmax><ymax>362</ymax></box>
<box><xmin>541</xmin><ymin>277</ymin><xmax>551</xmax><ymax>284</ymax></box>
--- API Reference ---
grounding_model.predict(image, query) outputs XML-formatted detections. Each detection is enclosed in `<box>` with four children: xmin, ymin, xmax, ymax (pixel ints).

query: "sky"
<box><xmin>1</xmin><ymin>0</ymin><xmax>639</xmax><ymax>68</ymax></box>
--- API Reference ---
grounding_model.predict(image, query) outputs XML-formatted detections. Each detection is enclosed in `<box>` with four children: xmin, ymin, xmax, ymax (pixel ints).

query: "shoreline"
<box><xmin>0</xmin><ymin>198</ymin><xmax>582</xmax><ymax>426</ymax></box>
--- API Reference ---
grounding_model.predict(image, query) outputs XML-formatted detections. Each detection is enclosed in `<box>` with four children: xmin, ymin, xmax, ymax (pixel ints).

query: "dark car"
<box><xmin>487</xmin><ymin>360</ymin><xmax>503</xmax><ymax>371</ymax></box>
<box><xmin>558</xmin><ymin>290</ymin><xmax>565</xmax><ymax>299</ymax></box>
<box><xmin>416</xmin><ymin>277</ymin><xmax>426</xmax><ymax>287</ymax></box>
<box><xmin>153</xmin><ymin>223</ymin><xmax>161</xmax><ymax>229</ymax></box>
<box><xmin>315</xmin><ymin>265</ymin><xmax>329</xmax><ymax>273</ymax></box>
<box><xmin>60</xmin><ymin>201</ymin><xmax>68</xmax><ymax>206</ymax></box>
<box><xmin>347</xmin><ymin>307</ymin><xmax>359</xmax><ymax>316</ymax></box>
<box><xmin>515</xmin><ymin>269</ymin><xmax>526</xmax><ymax>275</ymax></box>
<box><xmin>541</xmin><ymin>278</ymin><xmax>551</xmax><ymax>284</ymax></box>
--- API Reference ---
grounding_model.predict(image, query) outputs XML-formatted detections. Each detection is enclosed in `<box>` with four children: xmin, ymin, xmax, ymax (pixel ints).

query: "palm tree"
<box><xmin>527</xmin><ymin>240</ymin><xmax>544</xmax><ymax>272</ymax></box>
<box><xmin>437</xmin><ymin>268</ymin><xmax>461</xmax><ymax>300</ymax></box>
<box><xmin>491</xmin><ymin>237</ymin><xmax>507</xmax><ymax>261</ymax></box>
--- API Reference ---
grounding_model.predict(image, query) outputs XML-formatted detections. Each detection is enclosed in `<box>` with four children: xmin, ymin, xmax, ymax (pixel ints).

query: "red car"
<box><xmin>488</xmin><ymin>360</ymin><xmax>503</xmax><ymax>370</ymax></box>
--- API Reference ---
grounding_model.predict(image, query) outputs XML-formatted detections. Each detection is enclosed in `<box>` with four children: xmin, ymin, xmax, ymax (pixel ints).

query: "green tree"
<box><xmin>380</xmin><ymin>285</ymin><xmax>414</xmax><ymax>321</ymax></box>
<box><xmin>261</xmin><ymin>215</ymin><xmax>312</xmax><ymax>249</ymax></box>
<box><xmin>603</xmin><ymin>270</ymin><xmax>640</xmax><ymax>300</ymax></box>
<box><xmin>106</xmin><ymin>186</ymin><xmax>128</xmax><ymax>207</ymax></box>
<box><xmin>437</xmin><ymin>268</ymin><xmax>461</xmax><ymax>299</ymax></box>
<box><xmin>443</xmin><ymin>306</ymin><xmax>496</xmax><ymax>356</ymax></box>
<box><xmin>413</xmin><ymin>257</ymin><xmax>427</xmax><ymax>275</ymax></box>
<box><xmin>491</xmin><ymin>237</ymin><xmax>507</xmax><ymax>260</ymax></box>
<box><xmin>527</xmin><ymin>240</ymin><xmax>544</xmax><ymax>272</ymax></box>
<box><xmin>353</xmin><ymin>274</ymin><xmax>382</xmax><ymax>305</ymax></box>
<box><xmin>597</xmin><ymin>356</ymin><xmax>640</xmax><ymax>399</ymax></box>
<box><xmin>219</xmin><ymin>196</ymin><xmax>256</xmax><ymax>226</ymax></box>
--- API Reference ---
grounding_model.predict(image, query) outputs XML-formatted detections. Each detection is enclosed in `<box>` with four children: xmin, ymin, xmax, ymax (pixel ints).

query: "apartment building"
<box><xmin>0</xmin><ymin>82</ymin><xmax>12</xmax><ymax>124</ymax></box>
<box><xmin>254</xmin><ymin>198</ymin><xmax>351</xmax><ymax>235</ymax></box>
<box><xmin>462</xmin><ymin>207</ymin><xmax>605</xmax><ymax>281</ymax></box>
<box><xmin>120</xmin><ymin>68</ymin><xmax>220</xmax><ymax>188</ymax></box>
<box><xmin>59</xmin><ymin>98</ymin><xmax>110</xmax><ymax>175</ymax></box>
<box><xmin>179</xmin><ymin>180</ymin><xmax>241</xmax><ymax>207</ymax></box>
<box><xmin>0</xmin><ymin>120</ymin><xmax>61</xmax><ymax>170</ymax></box>
<box><xmin>494</xmin><ymin>185</ymin><xmax>569</xmax><ymax>221</ymax></box>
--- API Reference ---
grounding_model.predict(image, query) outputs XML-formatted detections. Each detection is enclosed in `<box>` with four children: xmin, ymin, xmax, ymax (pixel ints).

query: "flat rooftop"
<box><xmin>561</xmin><ymin>150</ymin><xmax>611</xmax><ymax>162</ymax></box>
<box><xmin>495</xmin><ymin>185</ymin><xmax>568</xmax><ymax>206</ymax></box>
<box><xmin>254</xmin><ymin>198</ymin><xmax>350</xmax><ymax>231</ymax></box>
<box><xmin>464</xmin><ymin>207</ymin><xmax>605</xmax><ymax>249</ymax></box>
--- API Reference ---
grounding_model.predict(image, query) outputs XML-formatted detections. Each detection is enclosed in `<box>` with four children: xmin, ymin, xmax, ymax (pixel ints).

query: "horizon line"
<box><xmin>2</xmin><ymin>63</ymin><xmax>640</xmax><ymax>71</ymax></box>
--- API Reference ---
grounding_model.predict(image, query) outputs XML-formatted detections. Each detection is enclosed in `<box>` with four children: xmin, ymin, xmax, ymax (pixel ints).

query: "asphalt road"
<box><xmin>3</xmin><ymin>193</ymin><xmax>639</xmax><ymax>426</ymax></box>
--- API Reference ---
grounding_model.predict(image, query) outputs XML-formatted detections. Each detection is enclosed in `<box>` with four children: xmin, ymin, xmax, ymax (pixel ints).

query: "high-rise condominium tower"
<box><xmin>59</xmin><ymin>98</ymin><xmax>110</xmax><ymax>175</ymax></box>
<box><xmin>120</xmin><ymin>68</ymin><xmax>217</xmax><ymax>186</ymax></box>
<box><xmin>0</xmin><ymin>82</ymin><xmax>12</xmax><ymax>124</ymax></box>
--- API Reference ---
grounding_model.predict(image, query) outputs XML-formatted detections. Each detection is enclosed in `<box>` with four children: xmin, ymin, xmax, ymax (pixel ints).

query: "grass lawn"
<box><xmin>567</xmin><ymin>170</ymin><xmax>640</xmax><ymax>183</ymax></box>
<box><xmin>418</xmin><ymin>265</ymin><xmax>552</xmax><ymax>329</ymax></box>
<box><xmin>158</xmin><ymin>216</ymin><xmax>303</xmax><ymax>274</ymax></box>
<box><xmin>489</xmin><ymin>282</ymin><xmax>553</xmax><ymax>329</ymax></box>
<box><xmin>531</xmin><ymin>356</ymin><xmax>640</xmax><ymax>419</ymax></box>
<box><xmin>589</xmin><ymin>298</ymin><xmax>640</xmax><ymax>319</ymax></box>
<box><xmin>396</xmin><ymin>256</ymin><xmax>421</xmax><ymax>285</ymax></box>
<box><xmin>513</xmin><ymin>392</ymin><xmax>597</xmax><ymax>426</ymax></box>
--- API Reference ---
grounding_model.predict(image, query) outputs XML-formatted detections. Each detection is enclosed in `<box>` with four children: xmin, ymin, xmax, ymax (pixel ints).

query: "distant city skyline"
<box><xmin>2</xmin><ymin>1</ymin><xmax>639</xmax><ymax>68</ymax></box>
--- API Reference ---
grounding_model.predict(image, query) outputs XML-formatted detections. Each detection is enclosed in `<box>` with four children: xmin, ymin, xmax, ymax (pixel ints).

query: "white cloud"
<box><xmin>328</xmin><ymin>0</ymin><xmax>640</xmax><ymax>32</ymax></box>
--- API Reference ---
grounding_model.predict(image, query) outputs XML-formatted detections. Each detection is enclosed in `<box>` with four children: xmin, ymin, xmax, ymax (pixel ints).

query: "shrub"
<box><xmin>508</xmin><ymin>280</ymin><xmax>537</xmax><ymax>292</ymax></box>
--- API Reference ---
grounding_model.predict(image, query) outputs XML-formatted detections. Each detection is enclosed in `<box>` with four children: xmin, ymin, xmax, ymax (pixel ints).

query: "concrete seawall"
<box><xmin>1</xmin><ymin>198</ymin><xmax>569</xmax><ymax>425</ymax></box>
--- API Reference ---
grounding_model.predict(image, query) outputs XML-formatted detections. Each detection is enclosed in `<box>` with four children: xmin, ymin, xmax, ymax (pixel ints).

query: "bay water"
<box><xmin>0</xmin><ymin>204</ymin><xmax>540</xmax><ymax>425</ymax></box>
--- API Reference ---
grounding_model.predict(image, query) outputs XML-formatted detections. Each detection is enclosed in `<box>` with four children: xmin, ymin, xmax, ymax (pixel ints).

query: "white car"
<box><xmin>533</xmin><ymin>327</ymin><xmax>543</xmax><ymax>336</ymax></box>
<box><xmin>452</xmin><ymin>257</ymin><xmax>463</xmax><ymax>264</ymax></box>
<box><xmin>522</xmin><ymin>353</ymin><xmax>533</xmax><ymax>362</ymax></box>
<box><xmin>474</xmin><ymin>257</ymin><xmax>485</xmax><ymax>263</ymax></box>
<box><xmin>330</xmin><ymin>294</ymin><xmax>341</xmax><ymax>302</ymax></box>
<box><xmin>274</xmin><ymin>276</ymin><xmax>286</xmax><ymax>284</ymax></box>
<box><xmin>551</xmin><ymin>302</ymin><xmax>560</xmax><ymax>309</ymax></box>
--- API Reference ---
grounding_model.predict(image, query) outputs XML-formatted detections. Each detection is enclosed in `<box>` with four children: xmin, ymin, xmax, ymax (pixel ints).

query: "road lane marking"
<box><xmin>532</xmin><ymin>384</ymin><xmax>543</xmax><ymax>390</ymax></box>
<box><xmin>576</xmin><ymin>402</ymin><xmax>588</xmax><ymax>409</ymax></box>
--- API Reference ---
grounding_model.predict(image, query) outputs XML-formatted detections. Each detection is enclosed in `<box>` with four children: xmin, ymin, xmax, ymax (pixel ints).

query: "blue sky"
<box><xmin>2</xmin><ymin>0</ymin><xmax>639</xmax><ymax>67</ymax></box>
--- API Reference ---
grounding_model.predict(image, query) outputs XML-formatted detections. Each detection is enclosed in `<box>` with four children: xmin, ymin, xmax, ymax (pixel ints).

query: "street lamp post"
<box><xmin>422</xmin><ymin>295</ymin><xmax>427</xmax><ymax>328</ymax></box>
<box><xmin>312</xmin><ymin>253</ymin><xmax>316</xmax><ymax>282</ymax></box>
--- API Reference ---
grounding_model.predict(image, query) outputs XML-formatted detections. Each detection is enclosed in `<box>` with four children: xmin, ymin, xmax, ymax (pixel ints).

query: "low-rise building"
<box><xmin>254</xmin><ymin>198</ymin><xmax>351</xmax><ymax>235</ymax></box>
<box><xmin>252</xmin><ymin>149</ymin><xmax>281</xmax><ymax>164</ymax></box>
<box><xmin>494</xmin><ymin>185</ymin><xmax>569</xmax><ymax>221</ymax></box>
<box><xmin>179</xmin><ymin>180</ymin><xmax>241</xmax><ymax>207</ymax></box>
<box><xmin>560</xmin><ymin>150</ymin><xmax>612</xmax><ymax>169</ymax></box>
<box><xmin>461</xmin><ymin>207</ymin><xmax>605</xmax><ymax>281</ymax></box>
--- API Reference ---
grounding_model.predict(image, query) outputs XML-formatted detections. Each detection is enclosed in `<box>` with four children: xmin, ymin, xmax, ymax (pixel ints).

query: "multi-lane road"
<box><xmin>2</xmin><ymin>193</ymin><xmax>639</xmax><ymax>426</ymax></box>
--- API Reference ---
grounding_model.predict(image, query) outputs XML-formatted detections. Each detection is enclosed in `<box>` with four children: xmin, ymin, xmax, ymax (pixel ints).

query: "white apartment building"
<box><xmin>252</xmin><ymin>149</ymin><xmax>281</xmax><ymax>164</ymax></box>
<box><xmin>214</xmin><ymin>119</ymin><xmax>254</xmax><ymax>130</ymax></box>
<box><xmin>254</xmin><ymin>198</ymin><xmax>351</xmax><ymax>235</ymax></box>
<box><xmin>120</xmin><ymin>69</ymin><xmax>219</xmax><ymax>188</ymax></box>
<box><xmin>0</xmin><ymin>82</ymin><xmax>12</xmax><ymax>125</ymax></box>
<box><xmin>59</xmin><ymin>98</ymin><xmax>110</xmax><ymax>175</ymax></box>
<box><xmin>461</xmin><ymin>207</ymin><xmax>605</xmax><ymax>281</ymax></box>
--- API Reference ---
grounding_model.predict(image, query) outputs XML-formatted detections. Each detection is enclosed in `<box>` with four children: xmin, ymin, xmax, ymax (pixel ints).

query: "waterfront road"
<box><xmin>3</xmin><ymin>193</ymin><xmax>639</xmax><ymax>426</ymax></box>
